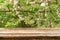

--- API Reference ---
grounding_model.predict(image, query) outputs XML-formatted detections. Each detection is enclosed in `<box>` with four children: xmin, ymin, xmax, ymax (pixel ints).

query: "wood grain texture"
<box><xmin>0</xmin><ymin>28</ymin><xmax>60</xmax><ymax>38</ymax></box>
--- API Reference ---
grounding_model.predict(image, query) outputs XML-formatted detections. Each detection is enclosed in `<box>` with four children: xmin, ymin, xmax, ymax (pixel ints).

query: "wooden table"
<box><xmin>0</xmin><ymin>28</ymin><xmax>60</xmax><ymax>40</ymax></box>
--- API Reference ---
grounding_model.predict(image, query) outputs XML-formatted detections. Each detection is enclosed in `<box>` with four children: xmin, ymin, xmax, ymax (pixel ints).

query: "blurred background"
<box><xmin>0</xmin><ymin>0</ymin><xmax>60</xmax><ymax>28</ymax></box>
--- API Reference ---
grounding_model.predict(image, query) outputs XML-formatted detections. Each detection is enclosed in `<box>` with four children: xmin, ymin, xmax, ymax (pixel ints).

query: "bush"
<box><xmin>0</xmin><ymin>0</ymin><xmax>60</xmax><ymax>28</ymax></box>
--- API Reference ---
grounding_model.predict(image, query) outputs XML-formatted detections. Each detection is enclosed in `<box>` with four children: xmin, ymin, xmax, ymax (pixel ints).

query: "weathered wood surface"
<box><xmin>0</xmin><ymin>28</ymin><xmax>60</xmax><ymax>38</ymax></box>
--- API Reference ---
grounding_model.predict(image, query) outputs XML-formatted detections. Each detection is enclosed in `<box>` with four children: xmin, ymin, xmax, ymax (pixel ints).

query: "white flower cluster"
<box><xmin>40</xmin><ymin>2</ymin><xmax>48</xmax><ymax>7</ymax></box>
<box><xmin>40</xmin><ymin>2</ymin><xmax>46</xmax><ymax>7</ymax></box>
<box><xmin>13</xmin><ymin>0</ymin><xmax>18</xmax><ymax>7</ymax></box>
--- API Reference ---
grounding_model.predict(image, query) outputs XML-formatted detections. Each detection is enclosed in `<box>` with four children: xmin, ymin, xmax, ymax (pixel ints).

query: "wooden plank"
<box><xmin>0</xmin><ymin>28</ymin><xmax>60</xmax><ymax>38</ymax></box>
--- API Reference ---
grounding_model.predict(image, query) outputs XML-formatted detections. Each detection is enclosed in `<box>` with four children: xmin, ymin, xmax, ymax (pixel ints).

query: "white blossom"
<box><xmin>19</xmin><ymin>17</ymin><xmax>24</xmax><ymax>21</ymax></box>
<box><xmin>40</xmin><ymin>2</ymin><xmax>46</xmax><ymax>7</ymax></box>
<box><xmin>45</xmin><ymin>14</ymin><xmax>48</xmax><ymax>17</ymax></box>
<box><xmin>18</xmin><ymin>15</ymin><xmax>24</xmax><ymax>21</ymax></box>
<box><xmin>14</xmin><ymin>0</ymin><xmax>18</xmax><ymax>6</ymax></box>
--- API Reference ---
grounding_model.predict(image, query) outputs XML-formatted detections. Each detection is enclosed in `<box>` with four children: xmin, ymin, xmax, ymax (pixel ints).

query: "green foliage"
<box><xmin>0</xmin><ymin>0</ymin><xmax>60</xmax><ymax>28</ymax></box>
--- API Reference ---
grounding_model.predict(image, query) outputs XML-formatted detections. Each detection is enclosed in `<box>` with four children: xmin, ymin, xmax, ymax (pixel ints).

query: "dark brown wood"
<box><xmin>0</xmin><ymin>28</ymin><xmax>60</xmax><ymax>38</ymax></box>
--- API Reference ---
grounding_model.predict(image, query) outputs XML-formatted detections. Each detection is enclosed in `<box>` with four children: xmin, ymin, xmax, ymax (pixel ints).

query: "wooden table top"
<box><xmin>0</xmin><ymin>28</ymin><xmax>60</xmax><ymax>38</ymax></box>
